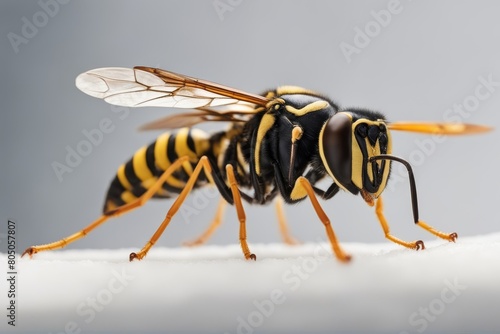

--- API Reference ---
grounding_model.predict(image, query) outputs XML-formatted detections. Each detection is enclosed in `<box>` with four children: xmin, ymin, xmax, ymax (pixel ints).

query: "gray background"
<box><xmin>1</xmin><ymin>0</ymin><xmax>499</xmax><ymax>253</ymax></box>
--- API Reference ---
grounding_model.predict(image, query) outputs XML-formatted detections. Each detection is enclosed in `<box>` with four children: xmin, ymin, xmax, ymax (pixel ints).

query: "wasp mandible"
<box><xmin>23</xmin><ymin>67</ymin><xmax>492</xmax><ymax>262</ymax></box>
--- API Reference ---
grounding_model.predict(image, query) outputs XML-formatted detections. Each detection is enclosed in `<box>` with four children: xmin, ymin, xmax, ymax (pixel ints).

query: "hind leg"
<box><xmin>22</xmin><ymin>156</ymin><xmax>192</xmax><ymax>258</ymax></box>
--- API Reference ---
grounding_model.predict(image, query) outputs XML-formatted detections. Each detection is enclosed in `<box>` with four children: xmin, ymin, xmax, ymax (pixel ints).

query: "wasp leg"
<box><xmin>183</xmin><ymin>197</ymin><xmax>227</xmax><ymax>247</ymax></box>
<box><xmin>22</xmin><ymin>156</ymin><xmax>193</xmax><ymax>258</ymax></box>
<box><xmin>226</xmin><ymin>164</ymin><xmax>256</xmax><ymax>260</ymax></box>
<box><xmin>129</xmin><ymin>156</ymin><xmax>217</xmax><ymax>261</ymax></box>
<box><xmin>275</xmin><ymin>197</ymin><xmax>300</xmax><ymax>245</ymax></box>
<box><xmin>374</xmin><ymin>196</ymin><xmax>425</xmax><ymax>250</ymax></box>
<box><xmin>416</xmin><ymin>221</ymin><xmax>457</xmax><ymax>242</ymax></box>
<box><xmin>292</xmin><ymin>177</ymin><xmax>351</xmax><ymax>262</ymax></box>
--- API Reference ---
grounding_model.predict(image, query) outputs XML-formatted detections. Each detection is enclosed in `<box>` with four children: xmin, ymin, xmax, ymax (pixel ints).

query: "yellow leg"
<box><xmin>22</xmin><ymin>156</ymin><xmax>192</xmax><ymax>258</ymax></box>
<box><xmin>275</xmin><ymin>197</ymin><xmax>300</xmax><ymax>245</ymax></box>
<box><xmin>295</xmin><ymin>177</ymin><xmax>351</xmax><ymax>262</ymax></box>
<box><xmin>129</xmin><ymin>156</ymin><xmax>215</xmax><ymax>261</ymax></box>
<box><xmin>375</xmin><ymin>196</ymin><xmax>425</xmax><ymax>250</ymax></box>
<box><xmin>416</xmin><ymin>221</ymin><xmax>457</xmax><ymax>242</ymax></box>
<box><xmin>183</xmin><ymin>198</ymin><xmax>227</xmax><ymax>247</ymax></box>
<box><xmin>226</xmin><ymin>164</ymin><xmax>256</xmax><ymax>260</ymax></box>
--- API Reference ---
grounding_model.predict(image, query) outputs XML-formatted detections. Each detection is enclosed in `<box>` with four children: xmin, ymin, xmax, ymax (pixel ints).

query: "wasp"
<box><xmin>23</xmin><ymin>66</ymin><xmax>491</xmax><ymax>262</ymax></box>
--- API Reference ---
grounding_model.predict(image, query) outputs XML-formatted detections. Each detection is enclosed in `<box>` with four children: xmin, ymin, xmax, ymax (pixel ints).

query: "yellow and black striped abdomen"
<box><xmin>103</xmin><ymin>128</ymin><xmax>211</xmax><ymax>213</ymax></box>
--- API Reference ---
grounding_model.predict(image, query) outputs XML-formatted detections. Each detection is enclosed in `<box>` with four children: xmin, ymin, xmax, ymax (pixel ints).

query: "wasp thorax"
<box><xmin>320</xmin><ymin>112</ymin><xmax>392</xmax><ymax>197</ymax></box>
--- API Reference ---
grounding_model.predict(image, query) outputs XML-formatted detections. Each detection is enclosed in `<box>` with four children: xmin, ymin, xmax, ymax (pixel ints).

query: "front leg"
<box><xmin>290</xmin><ymin>177</ymin><xmax>351</xmax><ymax>262</ymax></box>
<box><xmin>373</xmin><ymin>196</ymin><xmax>425</xmax><ymax>250</ymax></box>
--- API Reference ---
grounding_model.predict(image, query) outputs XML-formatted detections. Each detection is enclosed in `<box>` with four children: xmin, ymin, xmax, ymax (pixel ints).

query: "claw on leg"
<box><xmin>22</xmin><ymin>247</ymin><xmax>37</xmax><ymax>258</ymax></box>
<box><xmin>417</xmin><ymin>221</ymin><xmax>458</xmax><ymax>242</ymax></box>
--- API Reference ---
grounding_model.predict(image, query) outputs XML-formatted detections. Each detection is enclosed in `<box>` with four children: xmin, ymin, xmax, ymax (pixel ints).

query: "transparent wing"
<box><xmin>387</xmin><ymin>122</ymin><xmax>493</xmax><ymax>135</ymax></box>
<box><xmin>138</xmin><ymin>103</ymin><xmax>258</xmax><ymax>130</ymax></box>
<box><xmin>75</xmin><ymin>66</ymin><xmax>269</xmax><ymax>109</ymax></box>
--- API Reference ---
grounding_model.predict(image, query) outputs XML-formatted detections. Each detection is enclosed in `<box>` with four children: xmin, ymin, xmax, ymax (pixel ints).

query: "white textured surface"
<box><xmin>3</xmin><ymin>233</ymin><xmax>500</xmax><ymax>333</ymax></box>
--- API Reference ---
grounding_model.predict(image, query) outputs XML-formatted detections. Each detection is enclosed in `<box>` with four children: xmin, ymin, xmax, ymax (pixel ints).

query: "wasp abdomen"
<box><xmin>103</xmin><ymin>128</ymin><xmax>211</xmax><ymax>213</ymax></box>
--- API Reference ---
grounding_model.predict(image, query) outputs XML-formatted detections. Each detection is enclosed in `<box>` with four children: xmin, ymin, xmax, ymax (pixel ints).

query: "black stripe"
<box><xmin>107</xmin><ymin>175</ymin><xmax>126</xmax><ymax>196</ymax></box>
<box><xmin>145</xmin><ymin>142</ymin><xmax>158</xmax><ymax>175</ymax></box>
<box><xmin>167</xmin><ymin>134</ymin><xmax>178</xmax><ymax>165</ymax></box>
<box><xmin>161</xmin><ymin>182</ymin><xmax>185</xmax><ymax>194</ymax></box>
<box><xmin>130</xmin><ymin>185</ymin><xmax>147</xmax><ymax>198</ymax></box>
<box><xmin>124</xmin><ymin>160</ymin><xmax>141</xmax><ymax>187</ymax></box>
<box><xmin>103</xmin><ymin>176</ymin><xmax>126</xmax><ymax>213</ymax></box>
<box><xmin>187</xmin><ymin>129</ymin><xmax>196</xmax><ymax>153</ymax></box>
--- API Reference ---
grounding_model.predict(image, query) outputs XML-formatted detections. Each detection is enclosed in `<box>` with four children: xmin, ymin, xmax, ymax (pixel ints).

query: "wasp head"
<box><xmin>319</xmin><ymin>110</ymin><xmax>392</xmax><ymax>199</ymax></box>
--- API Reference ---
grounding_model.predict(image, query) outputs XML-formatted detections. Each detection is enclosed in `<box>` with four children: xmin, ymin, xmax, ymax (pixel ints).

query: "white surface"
<box><xmin>2</xmin><ymin>233</ymin><xmax>500</xmax><ymax>333</ymax></box>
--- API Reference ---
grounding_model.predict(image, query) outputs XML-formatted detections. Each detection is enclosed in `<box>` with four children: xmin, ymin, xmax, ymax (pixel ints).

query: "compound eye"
<box><xmin>322</xmin><ymin>112</ymin><xmax>354</xmax><ymax>192</ymax></box>
<box><xmin>357</xmin><ymin>123</ymin><xmax>368</xmax><ymax>138</ymax></box>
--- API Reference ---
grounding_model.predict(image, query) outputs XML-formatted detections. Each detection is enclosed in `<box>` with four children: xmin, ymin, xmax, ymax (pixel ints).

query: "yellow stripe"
<box><xmin>285</xmin><ymin>100</ymin><xmax>329</xmax><ymax>116</ymax></box>
<box><xmin>350</xmin><ymin>120</ymin><xmax>364</xmax><ymax>190</ymax></box>
<box><xmin>133</xmin><ymin>146</ymin><xmax>154</xmax><ymax>181</ymax></box>
<box><xmin>141</xmin><ymin>178</ymin><xmax>170</xmax><ymax>197</ymax></box>
<box><xmin>175</xmin><ymin>128</ymin><xmax>195</xmax><ymax>176</ymax></box>
<box><xmin>236</xmin><ymin>143</ymin><xmax>248</xmax><ymax>176</ymax></box>
<box><xmin>191</xmin><ymin>128</ymin><xmax>210</xmax><ymax>155</ymax></box>
<box><xmin>276</xmin><ymin>86</ymin><xmax>316</xmax><ymax>96</ymax></box>
<box><xmin>154</xmin><ymin>133</ymin><xmax>170</xmax><ymax>171</ymax></box>
<box><xmin>154</xmin><ymin>132</ymin><xmax>187</xmax><ymax>189</ymax></box>
<box><xmin>121</xmin><ymin>191</ymin><xmax>138</xmax><ymax>204</ymax></box>
<box><xmin>117</xmin><ymin>164</ymin><xmax>132</xmax><ymax>189</ymax></box>
<box><xmin>255</xmin><ymin>113</ymin><xmax>275</xmax><ymax>175</ymax></box>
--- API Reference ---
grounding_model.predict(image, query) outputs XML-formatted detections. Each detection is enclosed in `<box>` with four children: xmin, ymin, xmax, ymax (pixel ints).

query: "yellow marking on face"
<box><xmin>133</xmin><ymin>146</ymin><xmax>154</xmax><ymax>181</ymax></box>
<box><xmin>350</xmin><ymin>119</ymin><xmax>393</xmax><ymax>197</ymax></box>
<box><xmin>285</xmin><ymin>101</ymin><xmax>329</xmax><ymax>116</ymax></box>
<box><xmin>117</xmin><ymin>164</ymin><xmax>132</xmax><ymax>190</ymax></box>
<box><xmin>276</xmin><ymin>86</ymin><xmax>316</xmax><ymax>96</ymax></box>
<box><xmin>255</xmin><ymin>113</ymin><xmax>276</xmax><ymax>175</ymax></box>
